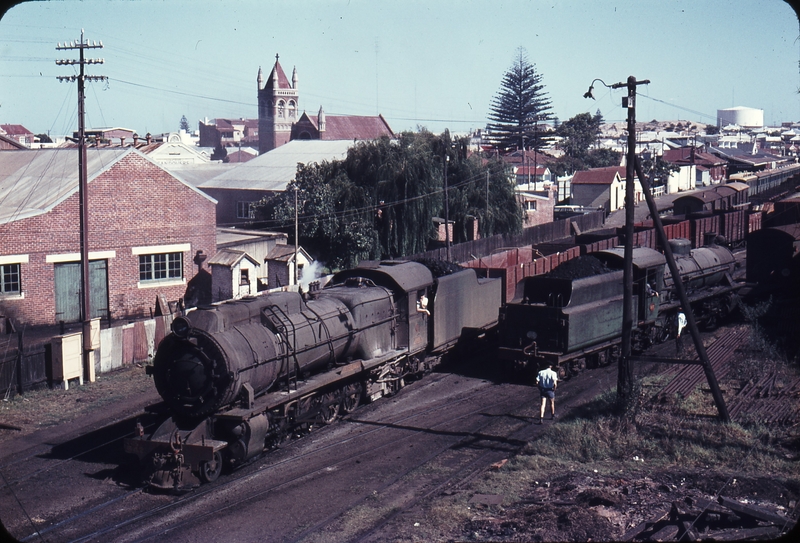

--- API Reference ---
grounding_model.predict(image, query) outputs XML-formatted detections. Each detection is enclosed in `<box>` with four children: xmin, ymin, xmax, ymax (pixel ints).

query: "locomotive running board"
<box><xmin>217</xmin><ymin>349</ymin><xmax>408</xmax><ymax>421</ymax></box>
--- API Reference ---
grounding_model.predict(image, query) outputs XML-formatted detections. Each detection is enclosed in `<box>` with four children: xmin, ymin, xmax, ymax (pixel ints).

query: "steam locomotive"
<box><xmin>124</xmin><ymin>261</ymin><xmax>502</xmax><ymax>490</ymax></box>
<box><xmin>497</xmin><ymin>240</ymin><xmax>741</xmax><ymax>376</ymax></box>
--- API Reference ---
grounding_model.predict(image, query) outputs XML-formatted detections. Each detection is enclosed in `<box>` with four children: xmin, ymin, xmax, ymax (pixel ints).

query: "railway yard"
<box><xmin>2</xmin><ymin>177</ymin><xmax>800</xmax><ymax>542</ymax></box>
<box><xmin>1</xmin><ymin>317</ymin><xmax>797</xmax><ymax>542</ymax></box>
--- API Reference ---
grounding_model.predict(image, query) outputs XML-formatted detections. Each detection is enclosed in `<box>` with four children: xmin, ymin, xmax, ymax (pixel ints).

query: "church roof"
<box><xmin>298</xmin><ymin>112</ymin><xmax>394</xmax><ymax>140</ymax></box>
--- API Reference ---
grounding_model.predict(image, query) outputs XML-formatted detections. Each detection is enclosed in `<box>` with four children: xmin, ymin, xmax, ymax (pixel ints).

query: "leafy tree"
<box><xmin>34</xmin><ymin>133</ymin><xmax>52</xmax><ymax>143</ymax></box>
<box><xmin>585</xmin><ymin>148</ymin><xmax>622</xmax><ymax>169</ymax></box>
<box><xmin>210</xmin><ymin>143</ymin><xmax>228</xmax><ymax>162</ymax></box>
<box><xmin>549</xmin><ymin>111</ymin><xmax>621</xmax><ymax>176</ymax></box>
<box><xmin>256</xmin><ymin>131</ymin><xmax>522</xmax><ymax>269</ymax></box>
<box><xmin>556</xmin><ymin>112</ymin><xmax>603</xmax><ymax>161</ymax></box>
<box><xmin>487</xmin><ymin>47</ymin><xmax>552</xmax><ymax>152</ymax></box>
<box><xmin>180</xmin><ymin>115</ymin><xmax>191</xmax><ymax>133</ymax></box>
<box><xmin>640</xmin><ymin>155</ymin><xmax>679</xmax><ymax>188</ymax></box>
<box><xmin>704</xmin><ymin>124</ymin><xmax>719</xmax><ymax>135</ymax></box>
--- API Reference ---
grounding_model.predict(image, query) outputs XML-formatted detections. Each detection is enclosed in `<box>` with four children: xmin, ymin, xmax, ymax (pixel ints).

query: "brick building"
<box><xmin>0</xmin><ymin>148</ymin><xmax>216</xmax><ymax>326</ymax></box>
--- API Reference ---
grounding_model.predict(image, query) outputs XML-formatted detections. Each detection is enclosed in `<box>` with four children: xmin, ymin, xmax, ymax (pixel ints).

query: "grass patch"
<box><xmin>0</xmin><ymin>364</ymin><xmax>153</xmax><ymax>439</ymax></box>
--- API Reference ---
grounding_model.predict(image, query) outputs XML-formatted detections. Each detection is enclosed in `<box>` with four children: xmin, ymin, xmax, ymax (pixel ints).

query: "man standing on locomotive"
<box><xmin>535</xmin><ymin>363</ymin><xmax>558</xmax><ymax>423</ymax></box>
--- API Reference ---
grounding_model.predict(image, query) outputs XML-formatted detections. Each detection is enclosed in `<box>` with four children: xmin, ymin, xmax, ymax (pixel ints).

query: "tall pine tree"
<box><xmin>487</xmin><ymin>47</ymin><xmax>552</xmax><ymax>153</ymax></box>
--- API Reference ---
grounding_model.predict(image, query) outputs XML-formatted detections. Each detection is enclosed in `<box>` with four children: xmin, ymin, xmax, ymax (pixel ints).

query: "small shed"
<box><xmin>208</xmin><ymin>249</ymin><xmax>261</xmax><ymax>302</ymax></box>
<box><xmin>265</xmin><ymin>245</ymin><xmax>313</xmax><ymax>290</ymax></box>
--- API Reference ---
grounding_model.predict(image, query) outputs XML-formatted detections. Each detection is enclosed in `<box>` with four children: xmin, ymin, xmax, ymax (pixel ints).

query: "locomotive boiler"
<box><xmin>497</xmin><ymin>240</ymin><xmax>740</xmax><ymax>376</ymax></box>
<box><xmin>125</xmin><ymin>260</ymin><xmax>502</xmax><ymax>490</ymax></box>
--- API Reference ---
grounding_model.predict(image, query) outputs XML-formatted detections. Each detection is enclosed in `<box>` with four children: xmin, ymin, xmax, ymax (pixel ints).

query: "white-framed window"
<box><xmin>277</xmin><ymin>100</ymin><xmax>285</xmax><ymax>118</ymax></box>
<box><xmin>237</xmin><ymin>201</ymin><xmax>255</xmax><ymax>219</ymax></box>
<box><xmin>139</xmin><ymin>252</ymin><xmax>183</xmax><ymax>282</ymax></box>
<box><xmin>0</xmin><ymin>263</ymin><xmax>21</xmax><ymax>295</ymax></box>
<box><xmin>524</xmin><ymin>200</ymin><xmax>537</xmax><ymax>211</ymax></box>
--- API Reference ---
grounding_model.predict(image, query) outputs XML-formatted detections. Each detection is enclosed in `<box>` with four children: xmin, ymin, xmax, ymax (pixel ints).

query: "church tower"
<box><xmin>258</xmin><ymin>54</ymin><xmax>299</xmax><ymax>154</ymax></box>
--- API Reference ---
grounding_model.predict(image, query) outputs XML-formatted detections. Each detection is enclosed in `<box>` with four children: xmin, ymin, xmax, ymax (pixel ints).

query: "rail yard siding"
<box><xmin>0</xmin><ymin>151</ymin><xmax>217</xmax><ymax>327</ymax></box>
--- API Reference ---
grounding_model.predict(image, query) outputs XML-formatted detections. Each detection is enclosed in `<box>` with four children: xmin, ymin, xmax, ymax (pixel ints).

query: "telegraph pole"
<box><xmin>56</xmin><ymin>30</ymin><xmax>106</xmax><ymax>383</ymax></box>
<box><xmin>611</xmin><ymin>75</ymin><xmax>649</xmax><ymax>404</ymax></box>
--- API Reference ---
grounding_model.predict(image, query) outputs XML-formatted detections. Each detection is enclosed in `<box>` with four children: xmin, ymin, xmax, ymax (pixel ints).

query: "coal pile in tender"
<box><xmin>414</xmin><ymin>258</ymin><xmax>465</xmax><ymax>277</ymax></box>
<box><xmin>544</xmin><ymin>255</ymin><xmax>612</xmax><ymax>280</ymax></box>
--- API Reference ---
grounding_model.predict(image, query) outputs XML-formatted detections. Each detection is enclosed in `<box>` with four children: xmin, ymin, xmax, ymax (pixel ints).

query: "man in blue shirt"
<box><xmin>535</xmin><ymin>363</ymin><xmax>558</xmax><ymax>423</ymax></box>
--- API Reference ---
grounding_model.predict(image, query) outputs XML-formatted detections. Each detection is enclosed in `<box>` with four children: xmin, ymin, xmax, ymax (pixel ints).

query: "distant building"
<box><xmin>198</xmin><ymin>118</ymin><xmax>259</xmax><ymax>149</ymax></box>
<box><xmin>717</xmin><ymin>107</ymin><xmax>764</xmax><ymax>129</ymax></box>
<box><xmin>198</xmin><ymin>139</ymin><xmax>354</xmax><ymax>226</ymax></box>
<box><xmin>571</xmin><ymin>166</ymin><xmax>642</xmax><ymax>214</ymax></box>
<box><xmin>257</xmin><ymin>55</ymin><xmax>394</xmax><ymax>154</ymax></box>
<box><xmin>516</xmin><ymin>187</ymin><xmax>558</xmax><ymax>228</ymax></box>
<box><xmin>662</xmin><ymin>146</ymin><xmax>728</xmax><ymax>188</ymax></box>
<box><xmin>0</xmin><ymin>124</ymin><xmax>34</xmax><ymax>147</ymax></box>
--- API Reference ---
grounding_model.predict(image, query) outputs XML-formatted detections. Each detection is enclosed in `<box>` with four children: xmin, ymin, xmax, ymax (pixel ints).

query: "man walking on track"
<box><xmin>536</xmin><ymin>363</ymin><xmax>558</xmax><ymax>423</ymax></box>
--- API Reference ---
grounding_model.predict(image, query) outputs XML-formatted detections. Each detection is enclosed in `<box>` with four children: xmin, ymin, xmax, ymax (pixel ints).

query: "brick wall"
<box><xmin>0</xmin><ymin>151</ymin><xmax>216</xmax><ymax>326</ymax></box>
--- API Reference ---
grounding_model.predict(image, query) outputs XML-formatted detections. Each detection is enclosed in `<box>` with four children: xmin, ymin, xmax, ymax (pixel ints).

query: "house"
<box><xmin>512</xmin><ymin>164</ymin><xmax>553</xmax><ymax>189</ymax></box>
<box><xmin>0</xmin><ymin>148</ymin><xmax>216</xmax><ymax>327</ymax></box>
<box><xmin>198</xmin><ymin>118</ymin><xmax>259</xmax><ymax>148</ymax></box>
<box><xmin>207</xmin><ymin>249</ymin><xmax>261</xmax><ymax>302</ymax></box>
<box><xmin>570</xmin><ymin>166</ymin><xmax>643</xmax><ymax>214</ymax></box>
<box><xmin>663</xmin><ymin>146</ymin><xmax>728</xmax><ymax>187</ymax></box>
<box><xmin>264</xmin><ymin>245</ymin><xmax>313</xmax><ymax>290</ymax></box>
<box><xmin>74</xmin><ymin>127</ymin><xmax>138</xmax><ymax>146</ymax></box>
<box><xmin>0</xmin><ymin>133</ymin><xmax>28</xmax><ymax>150</ymax></box>
<box><xmin>516</xmin><ymin>187</ymin><xmax>558</xmax><ymax>227</ymax></box>
<box><xmin>257</xmin><ymin>55</ymin><xmax>394</xmax><ymax>154</ymax></box>
<box><xmin>198</xmin><ymin>139</ymin><xmax>354</xmax><ymax>226</ymax></box>
<box><xmin>0</xmin><ymin>124</ymin><xmax>35</xmax><ymax>147</ymax></box>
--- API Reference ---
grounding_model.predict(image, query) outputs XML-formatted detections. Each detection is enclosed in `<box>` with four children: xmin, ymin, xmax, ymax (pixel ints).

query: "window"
<box><xmin>139</xmin><ymin>252</ymin><xmax>183</xmax><ymax>282</ymax></box>
<box><xmin>0</xmin><ymin>263</ymin><xmax>21</xmax><ymax>295</ymax></box>
<box><xmin>237</xmin><ymin>201</ymin><xmax>255</xmax><ymax>219</ymax></box>
<box><xmin>240</xmin><ymin>269</ymin><xmax>250</xmax><ymax>286</ymax></box>
<box><xmin>277</xmin><ymin>100</ymin><xmax>285</xmax><ymax>118</ymax></box>
<box><xmin>524</xmin><ymin>201</ymin><xmax>537</xmax><ymax>211</ymax></box>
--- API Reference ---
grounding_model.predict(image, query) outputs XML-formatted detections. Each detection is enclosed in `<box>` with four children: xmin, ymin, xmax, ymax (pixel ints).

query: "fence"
<box><xmin>410</xmin><ymin>212</ymin><xmax>604</xmax><ymax>263</ymax></box>
<box><xmin>0</xmin><ymin>314</ymin><xmax>173</xmax><ymax>397</ymax></box>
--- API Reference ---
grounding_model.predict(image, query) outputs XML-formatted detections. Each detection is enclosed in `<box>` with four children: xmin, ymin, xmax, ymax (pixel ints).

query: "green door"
<box><xmin>54</xmin><ymin>260</ymin><xmax>109</xmax><ymax>323</ymax></box>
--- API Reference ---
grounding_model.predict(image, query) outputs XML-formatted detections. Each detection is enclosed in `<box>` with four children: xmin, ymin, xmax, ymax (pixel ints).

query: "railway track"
<box><xmin>7</xmin><ymin>359</ymin><xmax>618</xmax><ymax>543</ymax></box>
<box><xmin>10</xmin><ymin>371</ymin><xmax>500</xmax><ymax>542</ymax></box>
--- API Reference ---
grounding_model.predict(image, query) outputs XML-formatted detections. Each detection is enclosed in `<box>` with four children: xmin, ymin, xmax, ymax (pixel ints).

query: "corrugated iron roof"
<box><xmin>572</xmin><ymin>166</ymin><xmax>627</xmax><ymax>185</ymax></box>
<box><xmin>207</xmin><ymin>248</ymin><xmax>260</xmax><ymax>268</ymax></box>
<box><xmin>199</xmin><ymin>139</ymin><xmax>354</xmax><ymax>191</ymax></box>
<box><xmin>0</xmin><ymin>148</ymin><xmax>215</xmax><ymax>225</ymax></box>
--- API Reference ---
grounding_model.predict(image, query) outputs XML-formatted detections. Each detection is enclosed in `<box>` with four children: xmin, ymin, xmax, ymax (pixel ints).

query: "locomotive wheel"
<box><xmin>341</xmin><ymin>384</ymin><xmax>361</xmax><ymax>414</ymax></box>
<box><xmin>199</xmin><ymin>450</ymin><xmax>222</xmax><ymax>483</ymax></box>
<box><xmin>316</xmin><ymin>393</ymin><xmax>340</xmax><ymax>425</ymax></box>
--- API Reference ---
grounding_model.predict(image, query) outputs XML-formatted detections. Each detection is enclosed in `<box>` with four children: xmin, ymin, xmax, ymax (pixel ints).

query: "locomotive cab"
<box><xmin>591</xmin><ymin>247</ymin><xmax>666</xmax><ymax>326</ymax></box>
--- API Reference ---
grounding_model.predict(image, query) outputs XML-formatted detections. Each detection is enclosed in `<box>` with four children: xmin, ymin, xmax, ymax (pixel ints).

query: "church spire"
<box><xmin>257</xmin><ymin>66</ymin><xmax>264</xmax><ymax>90</ymax></box>
<box><xmin>292</xmin><ymin>66</ymin><xmax>298</xmax><ymax>90</ymax></box>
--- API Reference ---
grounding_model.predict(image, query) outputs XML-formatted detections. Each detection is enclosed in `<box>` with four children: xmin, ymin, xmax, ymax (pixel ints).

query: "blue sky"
<box><xmin>1</xmin><ymin>0</ymin><xmax>798</xmax><ymax>138</ymax></box>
